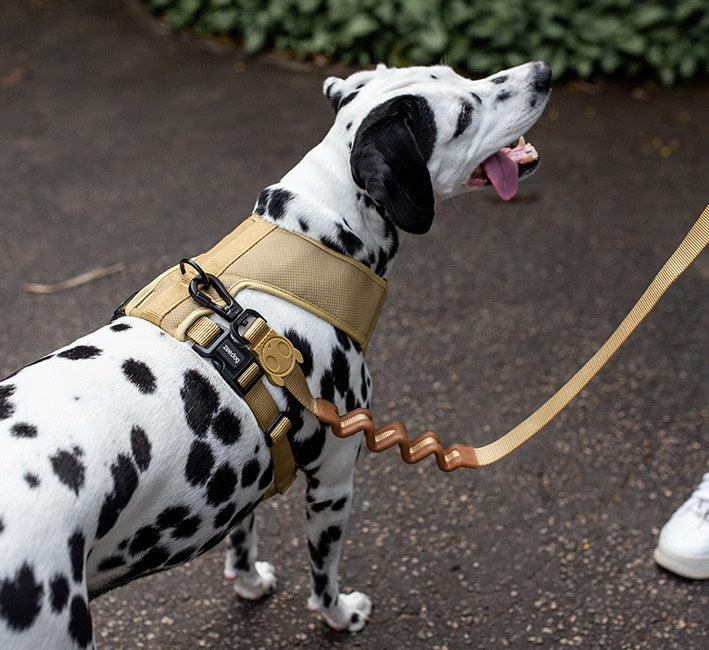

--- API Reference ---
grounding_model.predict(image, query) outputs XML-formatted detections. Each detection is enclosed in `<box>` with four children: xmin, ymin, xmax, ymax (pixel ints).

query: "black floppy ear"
<box><xmin>350</xmin><ymin>95</ymin><xmax>436</xmax><ymax>234</ymax></box>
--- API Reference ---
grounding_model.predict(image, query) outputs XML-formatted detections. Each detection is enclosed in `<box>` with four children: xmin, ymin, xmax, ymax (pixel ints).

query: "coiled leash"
<box><xmin>119</xmin><ymin>205</ymin><xmax>708</xmax><ymax>491</ymax></box>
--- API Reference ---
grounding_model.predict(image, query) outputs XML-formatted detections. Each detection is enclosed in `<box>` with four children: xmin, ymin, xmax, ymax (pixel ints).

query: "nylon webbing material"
<box><xmin>123</xmin><ymin>215</ymin><xmax>387</xmax><ymax>351</ymax></box>
<box><xmin>315</xmin><ymin>205</ymin><xmax>709</xmax><ymax>469</ymax></box>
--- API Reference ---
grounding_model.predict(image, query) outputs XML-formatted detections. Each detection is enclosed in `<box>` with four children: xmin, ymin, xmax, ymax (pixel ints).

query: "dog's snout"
<box><xmin>532</xmin><ymin>61</ymin><xmax>552</xmax><ymax>93</ymax></box>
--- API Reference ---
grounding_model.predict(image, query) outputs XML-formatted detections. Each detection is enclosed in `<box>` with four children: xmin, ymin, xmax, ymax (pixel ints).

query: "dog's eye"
<box><xmin>454</xmin><ymin>103</ymin><xmax>473</xmax><ymax>137</ymax></box>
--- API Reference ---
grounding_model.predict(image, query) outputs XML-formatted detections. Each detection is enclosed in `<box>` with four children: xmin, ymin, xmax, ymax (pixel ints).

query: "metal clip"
<box><xmin>180</xmin><ymin>258</ymin><xmax>244</xmax><ymax>321</ymax></box>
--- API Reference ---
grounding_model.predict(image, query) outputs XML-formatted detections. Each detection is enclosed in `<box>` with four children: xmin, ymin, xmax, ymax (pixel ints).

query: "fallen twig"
<box><xmin>0</xmin><ymin>64</ymin><xmax>32</xmax><ymax>89</ymax></box>
<box><xmin>25</xmin><ymin>263</ymin><xmax>125</xmax><ymax>294</ymax></box>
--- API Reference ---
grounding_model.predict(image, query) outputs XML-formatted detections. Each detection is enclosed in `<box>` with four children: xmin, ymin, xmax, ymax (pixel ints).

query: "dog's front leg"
<box><xmin>304</xmin><ymin>451</ymin><xmax>371</xmax><ymax>632</ymax></box>
<box><xmin>224</xmin><ymin>513</ymin><xmax>276</xmax><ymax>600</ymax></box>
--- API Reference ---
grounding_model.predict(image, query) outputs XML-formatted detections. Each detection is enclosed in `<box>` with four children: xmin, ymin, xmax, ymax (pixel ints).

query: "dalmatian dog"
<box><xmin>0</xmin><ymin>61</ymin><xmax>550</xmax><ymax>647</ymax></box>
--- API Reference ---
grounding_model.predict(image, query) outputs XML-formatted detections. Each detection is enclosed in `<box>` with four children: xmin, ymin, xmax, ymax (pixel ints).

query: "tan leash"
<box><xmin>310</xmin><ymin>204</ymin><xmax>709</xmax><ymax>469</ymax></box>
<box><xmin>122</xmin><ymin>205</ymin><xmax>707</xmax><ymax>484</ymax></box>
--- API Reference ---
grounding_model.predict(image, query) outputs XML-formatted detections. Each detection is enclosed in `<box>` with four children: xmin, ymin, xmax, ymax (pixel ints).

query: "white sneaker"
<box><xmin>653</xmin><ymin>472</ymin><xmax>709</xmax><ymax>579</ymax></box>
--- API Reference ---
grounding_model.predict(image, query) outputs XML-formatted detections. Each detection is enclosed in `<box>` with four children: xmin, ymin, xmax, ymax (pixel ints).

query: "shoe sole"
<box><xmin>653</xmin><ymin>544</ymin><xmax>709</xmax><ymax>580</ymax></box>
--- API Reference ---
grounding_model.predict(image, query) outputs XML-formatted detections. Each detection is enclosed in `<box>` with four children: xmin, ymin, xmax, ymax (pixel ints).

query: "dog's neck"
<box><xmin>253</xmin><ymin>131</ymin><xmax>401</xmax><ymax>279</ymax></box>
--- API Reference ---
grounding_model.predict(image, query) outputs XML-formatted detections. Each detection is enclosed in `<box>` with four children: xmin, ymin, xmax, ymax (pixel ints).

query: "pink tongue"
<box><xmin>482</xmin><ymin>151</ymin><xmax>518</xmax><ymax>201</ymax></box>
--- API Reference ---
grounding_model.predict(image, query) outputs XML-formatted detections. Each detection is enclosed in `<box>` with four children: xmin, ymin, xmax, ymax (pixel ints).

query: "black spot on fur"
<box><xmin>166</xmin><ymin>547</ymin><xmax>197</xmax><ymax>566</ymax></box>
<box><xmin>181</xmin><ymin>370</ymin><xmax>220</xmax><ymax>437</ymax></box>
<box><xmin>310</xmin><ymin>499</ymin><xmax>332</xmax><ymax>513</ymax></box>
<box><xmin>258</xmin><ymin>462</ymin><xmax>274</xmax><ymax>490</ymax></box>
<box><xmin>156</xmin><ymin>506</ymin><xmax>190</xmax><ymax>530</ymax></box>
<box><xmin>298</xmin><ymin>217</ymin><xmax>310</xmax><ymax>232</ymax></box>
<box><xmin>185</xmin><ymin>440</ymin><xmax>215</xmax><ymax>486</ymax></box>
<box><xmin>207</xmin><ymin>463</ymin><xmax>238</xmax><ymax>505</ymax></box>
<box><xmin>255</xmin><ymin>188</ymin><xmax>270</xmax><ymax>215</ymax></box>
<box><xmin>68</xmin><ymin>530</ymin><xmax>85</xmax><ymax>583</ymax></box>
<box><xmin>110</xmin><ymin>323</ymin><xmax>132</xmax><ymax>332</ymax></box>
<box><xmin>122</xmin><ymin>359</ymin><xmax>157</xmax><ymax>394</ymax></box>
<box><xmin>331</xmin><ymin>348</ymin><xmax>350</xmax><ymax>395</ymax></box>
<box><xmin>50</xmin><ymin>448</ymin><xmax>86</xmax><ymax>496</ymax></box>
<box><xmin>241</xmin><ymin>459</ymin><xmax>260</xmax><ymax>488</ymax></box>
<box><xmin>172</xmin><ymin>515</ymin><xmax>201</xmax><ymax>539</ymax></box>
<box><xmin>24</xmin><ymin>473</ymin><xmax>40</xmax><ymax>488</ymax></box>
<box><xmin>214</xmin><ymin>503</ymin><xmax>236</xmax><ymax>528</ymax></box>
<box><xmin>291</xmin><ymin>424</ymin><xmax>327</xmax><ymax>468</ymax></box>
<box><xmin>315</xmin><ymin>526</ymin><xmax>342</xmax><ymax>566</ymax></box>
<box><xmin>335</xmin><ymin>224</ymin><xmax>364</xmax><ymax>255</ymax></box>
<box><xmin>68</xmin><ymin>595</ymin><xmax>92</xmax><ymax>648</ymax></box>
<box><xmin>0</xmin><ymin>385</ymin><xmax>16</xmax><ymax>420</ymax></box>
<box><xmin>11</xmin><ymin>422</ymin><xmax>38</xmax><ymax>438</ymax></box>
<box><xmin>283</xmin><ymin>329</ymin><xmax>314</xmax><ymax>377</ymax></box>
<box><xmin>211</xmin><ymin>408</ymin><xmax>242</xmax><ymax>445</ymax></box>
<box><xmin>132</xmin><ymin>546</ymin><xmax>170</xmax><ymax>574</ymax></box>
<box><xmin>130</xmin><ymin>426</ymin><xmax>151</xmax><ymax>471</ymax></box>
<box><xmin>96</xmin><ymin>454</ymin><xmax>139</xmax><ymax>539</ymax></box>
<box><xmin>129</xmin><ymin>526</ymin><xmax>161</xmax><ymax>555</ymax></box>
<box><xmin>321</xmin><ymin>234</ymin><xmax>348</xmax><ymax>258</ymax></box>
<box><xmin>319</xmin><ymin>370</ymin><xmax>336</xmax><ymax>403</ymax></box>
<box><xmin>97</xmin><ymin>556</ymin><xmax>125</xmax><ymax>572</ymax></box>
<box><xmin>334</xmin><ymin>327</ymin><xmax>351</xmax><ymax>352</ymax></box>
<box><xmin>155</xmin><ymin>506</ymin><xmax>201</xmax><ymax>539</ymax></box>
<box><xmin>333</xmin><ymin>496</ymin><xmax>348</xmax><ymax>511</ymax></box>
<box><xmin>0</xmin><ymin>563</ymin><xmax>44</xmax><ymax>631</ymax></box>
<box><xmin>0</xmin><ymin>518</ymin><xmax>3</xmax><ymax>534</ymax></box>
<box><xmin>490</xmin><ymin>74</ymin><xmax>508</xmax><ymax>84</ymax></box>
<box><xmin>496</xmin><ymin>90</ymin><xmax>512</xmax><ymax>102</ymax></box>
<box><xmin>266</xmin><ymin>188</ymin><xmax>294</xmax><ymax>220</ymax></box>
<box><xmin>312</xmin><ymin>571</ymin><xmax>328</xmax><ymax>596</ymax></box>
<box><xmin>49</xmin><ymin>574</ymin><xmax>70</xmax><ymax>613</ymax></box>
<box><xmin>58</xmin><ymin>345</ymin><xmax>102</xmax><ymax>360</ymax></box>
<box><xmin>339</xmin><ymin>91</ymin><xmax>359</xmax><ymax>108</ymax></box>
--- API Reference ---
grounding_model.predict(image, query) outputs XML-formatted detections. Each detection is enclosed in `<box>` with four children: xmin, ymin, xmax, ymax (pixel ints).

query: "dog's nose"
<box><xmin>532</xmin><ymin>61</ymin><xmax>552</xmax><ymax>93</ymax></box>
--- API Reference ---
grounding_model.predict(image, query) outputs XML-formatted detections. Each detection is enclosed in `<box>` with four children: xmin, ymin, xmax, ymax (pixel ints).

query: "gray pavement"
<box><xmin>1</xmin><ymin>1</ymin><xmax>707</xmax><ymax>647</ymax></box>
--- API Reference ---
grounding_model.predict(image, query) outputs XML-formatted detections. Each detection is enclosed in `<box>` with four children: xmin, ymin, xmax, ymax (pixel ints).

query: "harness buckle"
<box><xmin>191</xmin><ymin>326</ymin><xmax>263</xmax><ymax>396</ymax></box>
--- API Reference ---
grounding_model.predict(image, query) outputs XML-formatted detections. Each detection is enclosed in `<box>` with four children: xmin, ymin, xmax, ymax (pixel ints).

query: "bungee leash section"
<box><xmin>121</xmin><ymin>205</ymin><xmax>708</xmax><ymax>481</ymax></box>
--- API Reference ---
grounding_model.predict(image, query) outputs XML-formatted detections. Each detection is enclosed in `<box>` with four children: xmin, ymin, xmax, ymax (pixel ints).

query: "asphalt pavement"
<box><xmin>1</xmin><ymin>1</ymin><xmax>707</xmax><ymax>648</ymax></box>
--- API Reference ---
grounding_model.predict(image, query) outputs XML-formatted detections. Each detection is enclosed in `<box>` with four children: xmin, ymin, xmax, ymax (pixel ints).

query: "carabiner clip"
<box><xmin>180</xmin><ymin>258</ymin><xmax>244</xmax><ymax>321</ymax></box>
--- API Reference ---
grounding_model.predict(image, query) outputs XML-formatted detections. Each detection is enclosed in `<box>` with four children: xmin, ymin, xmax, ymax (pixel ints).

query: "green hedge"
<box><xmin>143</xmin><ymin>0</ymin><xmax>709</xmax><ymax>85</ymax></box>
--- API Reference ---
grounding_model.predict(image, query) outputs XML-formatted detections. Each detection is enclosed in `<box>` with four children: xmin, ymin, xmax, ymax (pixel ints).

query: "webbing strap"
<box><xmin>313</xmin><ymin>205</ymin><xmax>709</xmax><ymax>469</ymax></box>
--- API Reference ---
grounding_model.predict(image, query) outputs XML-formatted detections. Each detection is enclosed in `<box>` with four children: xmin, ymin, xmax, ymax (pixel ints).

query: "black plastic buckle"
<box><xmin>192</xmin><ymin>326</ymin><xmax>263</xmax><ymax>396</ymax></box>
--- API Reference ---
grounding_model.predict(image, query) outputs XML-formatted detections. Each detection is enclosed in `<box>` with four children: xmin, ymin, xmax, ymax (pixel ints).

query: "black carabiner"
<box><xmin>180</xmin><ymin>258</ymin><xmax>244</xmax><ymax>321</ymax></box>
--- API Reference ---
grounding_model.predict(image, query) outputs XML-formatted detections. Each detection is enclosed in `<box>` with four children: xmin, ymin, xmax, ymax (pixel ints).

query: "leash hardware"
<box><xmin>182</xmin><ymin>258</ymin><xmax>245</xmax><ymax>322</ymax></box>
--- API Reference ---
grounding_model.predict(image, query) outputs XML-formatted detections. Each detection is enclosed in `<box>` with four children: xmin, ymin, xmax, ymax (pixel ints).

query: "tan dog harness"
<box><xmin>119</xmin><ymin>215</ymin><xmax>387</xmax><ymax>498</ymax></box>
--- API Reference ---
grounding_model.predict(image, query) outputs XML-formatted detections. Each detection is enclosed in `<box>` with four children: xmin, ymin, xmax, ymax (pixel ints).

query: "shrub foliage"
<box><xmin>143</xmin><ymin>0</ymin><xmax>708</xmax><ymax>84</ymax></box>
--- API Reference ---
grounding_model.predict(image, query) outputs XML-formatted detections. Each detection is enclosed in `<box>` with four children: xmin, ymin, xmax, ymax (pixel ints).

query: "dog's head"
<box><xmin>323</xmin><ymin>62</ymin><xmax>551</xmax><ymax>234</ymax></box>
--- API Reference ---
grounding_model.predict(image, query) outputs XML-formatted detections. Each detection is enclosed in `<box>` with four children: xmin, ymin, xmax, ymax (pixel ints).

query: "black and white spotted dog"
<box><xmin>0</xmin><ymin>61</ymin><xmax>550</xmax><ymax>647</ymax></box>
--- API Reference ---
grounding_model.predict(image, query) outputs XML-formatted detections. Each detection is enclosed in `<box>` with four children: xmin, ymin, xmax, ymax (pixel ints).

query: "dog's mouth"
<box><xmin>467</xmin><ymin>137</ymin><xmax>540</xmax><ymax>201</ymax></box>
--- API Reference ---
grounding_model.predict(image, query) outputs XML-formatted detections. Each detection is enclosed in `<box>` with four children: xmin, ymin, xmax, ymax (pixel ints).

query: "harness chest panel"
<box><xmin>122</xmin><ymin>215</ymin><xmax>387</xmax><ymax>352</ymax></box>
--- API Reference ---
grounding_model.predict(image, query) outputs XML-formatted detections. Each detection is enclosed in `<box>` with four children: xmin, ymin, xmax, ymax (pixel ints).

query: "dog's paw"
<box><xmin>309</xmin><ymin>591</ymin><xmax>372</xmax><ymax>632</ymax></box>
<box><xmin>230</xmin><ymin>561</ymin><xmax>277</xmax><ymax>601</ymax></box>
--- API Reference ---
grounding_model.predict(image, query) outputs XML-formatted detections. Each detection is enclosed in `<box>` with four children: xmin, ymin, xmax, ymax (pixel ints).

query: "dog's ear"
<box><xmin>323</xmin><ymin>76</ymin><xmax>345</xmax><ymax>112</ymax></box>
<box><xmin>350</xmin><ymin>95</ymin><xmax>436</xmax><ymax>235</ymax></box>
